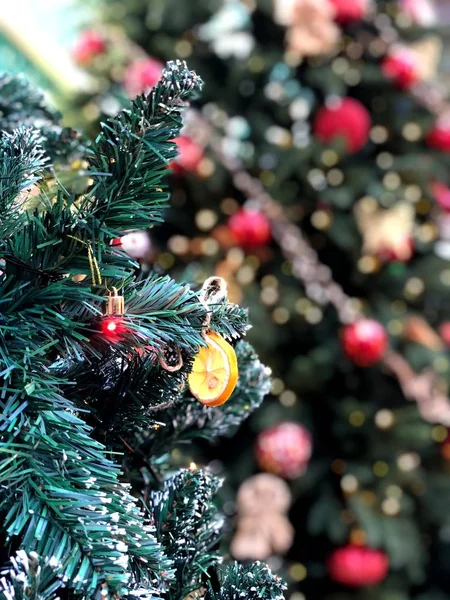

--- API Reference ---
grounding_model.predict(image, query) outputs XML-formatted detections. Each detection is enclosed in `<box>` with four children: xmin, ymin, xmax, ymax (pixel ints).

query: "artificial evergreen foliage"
<box><xmin>64</xmin><ymin>1</ymin><xmax>450</xmax><ymax>597</ymax></box>
<box><xmin>0</xmin><ymin>62</ymin><xmax>285</xmax><ymax>600</ymax></box>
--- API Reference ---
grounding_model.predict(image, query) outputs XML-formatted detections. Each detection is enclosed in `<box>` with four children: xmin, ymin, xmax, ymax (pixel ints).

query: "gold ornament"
<box><xmin>106</xmin><ymin>287</ymin><xmax>125</xmax><ymax>316</ymax></box>
<box><xmin>354</xmin><ymin>201</ymin><xmax>414</xmax><ymax>262</ymax></box>
<box><xmin>407</xmin><ymin>35</ymin><xmax>443</xmax><ymax>81</ymax></box>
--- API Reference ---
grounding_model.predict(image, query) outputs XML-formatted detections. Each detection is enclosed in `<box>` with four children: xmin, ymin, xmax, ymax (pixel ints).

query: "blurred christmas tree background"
<box><xmin>3</xmin><ymin>0</ymin><xmax>450</xmax><ymax>598</ymax></box>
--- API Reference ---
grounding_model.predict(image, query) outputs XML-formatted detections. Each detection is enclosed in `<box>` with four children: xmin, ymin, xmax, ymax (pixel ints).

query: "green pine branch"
<box><xmin>207</xmin><ymin>562</ymin><xmax>287</xmax><ymax>600</ymax></box>
<box><xmin>0</xmin><ymin>64</ymin><xmax>279</xmax><ymax>600</ymax></box>
<box><xmin>0</xmin><ymin>74</ymin><xmax>85</xmax><ymax>163</ymax></box>
<box><xmin>0</xmin><ymin>128</ymin><xmax>48</xmax><ymax>235</ymax></box>
<box><xmin>0</xmin><ymin>389</ymin><xmax>171</xmax><ymax>599</ymax></box>
<box><xmin>149</xmin><ymin>468</ymin><xmax>222</xmax><ymax>599</ymax></box>
<box><xmin>0</xmin><ymin>74</ymin><xmax>57</xmax><ymax>133</ymax></box>
<box><xmin>83</xmin><ymin>60</ymin><xmax>203</xmax><ymax>234</ymax></box>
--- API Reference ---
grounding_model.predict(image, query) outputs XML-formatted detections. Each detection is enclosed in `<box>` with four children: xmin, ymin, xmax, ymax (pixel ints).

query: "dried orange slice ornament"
<box><xmin>188</xmin><ymin>331</ymin><xmax>238</xmax><ymax>406</ymax></box>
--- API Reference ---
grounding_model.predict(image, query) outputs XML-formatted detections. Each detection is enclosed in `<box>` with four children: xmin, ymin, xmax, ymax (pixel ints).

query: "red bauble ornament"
<box><xmin>123</xmin><ymin>58</ymin><xmax>163</xmax><ymax>97</ymax></box>
<box><xmin>72</xmin><ymin>31</ymin><xmax>106</xmax><ymax>65</ymax></box>
<box><xmin>432</xmin><ymin>182</ymin><xmax>450</xmax><ymax>213</ymax></box>
<box><xmin>426</xmin><ymin>120</ymin><xmax>450</xmax><ymax>152</ymax></box>
<box><xmin>341</xmin><ymin>319</ymin><xmax>388</xmax><ymax>367</ymax></box>
<box><xmin>327</xmin><ymin>545</ymin><xmax>389</xmax><ymax>587</ymax></box>
<box><xmin>329</xmin><ymin>0</ymin><xmax>368</xmax><ymax>23</ymax></box>
<box><xmin>228</xmin><ymin>209</ymin><xmax>271</xmax><ymax>249</ymax></box>
<box><xmin>313</xmin><ymin>98</ymin><xmax>371</xmax><ymax>154</ymax></box>
<box><xmin>171</xmin><ymin>137</ymin><xmax>204</xmax><ymax>174</ymax></box>
<box><xmin>381</xmin><ymin>48</ymin><xmax>420</xmax><ymax>90</ymax></box>
<box><xmin>256</xmin><ymin>422</ymin><xmax>312</xmax><ymax>479</ymax></box>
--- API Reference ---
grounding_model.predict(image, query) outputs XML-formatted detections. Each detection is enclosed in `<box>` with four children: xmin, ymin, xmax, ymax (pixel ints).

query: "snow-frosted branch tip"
<box><xmin>160</xmin><ymin>60</ymin><xmax>203</xmax><ymax>97</ymax></box>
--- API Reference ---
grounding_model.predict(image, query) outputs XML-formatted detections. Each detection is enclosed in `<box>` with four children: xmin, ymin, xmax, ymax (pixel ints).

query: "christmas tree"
<box><xmin>36</xmin><ymin>0</ymin><xmax>450</xmax><ymax>597</ymax></box>
<box><xmin>0</xmin><ymin>63</ymin><xmax>287</xmax><ymax>600</ymax></box>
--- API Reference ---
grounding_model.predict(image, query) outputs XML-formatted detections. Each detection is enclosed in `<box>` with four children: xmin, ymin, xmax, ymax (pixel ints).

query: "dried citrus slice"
<box><xmin>188</xmin><ymin>331</ymin><xmax>238</xmax><ymax>406</ymax></box>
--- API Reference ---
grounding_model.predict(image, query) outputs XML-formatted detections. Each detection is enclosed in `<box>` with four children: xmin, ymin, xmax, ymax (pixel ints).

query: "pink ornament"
<box><xmin>328</xmin><ymin>0</ymin><xmax>368</xmax><ymax>23</ymax></box>
<box><xmin>432</xmin><ymin>182</ymin><xmax>450</xmax><ymax>213</ymax></box>
<box><xmin>327</xmin><ymin>545</ymin><xmax>389</xmax><ymax>587</ymax></box>
<box><xmin>313</xmin><ymin>98</ymin><xmax>371</xmax><ymax>154</ymax></box>
<box><xmin>123</xmin><ymin>58</ymin><xmax>163</xmax><ymax>98</ymax></box>
<box><xmin>381</xmin><ymin>48</ymin><xmax>420</xmax><ymax>90</ymax></box>
<box><xmin>171</xmin><ymin>137</ymin><xmax>204</xmax><ymax>174</ymax></box>
<box><xmin>426</xmin><ymin>120</ymin><xmax>450</xmax><ymax>152</ymax></box>
<box><xmin>341</xmin><ymin>319</ymin><xmax>388</xmax><ymax>367</ymax></box>
<box><xmin>256</xmin><ymin>422</ymin><xmax>312</xmax><ymax>479</ymax></box>
<box><xmin>72</xmin><ymin>31</ymin><xmax>106</xmax><ymax>65</ymax></box>
<box><xmin>228</xmin><ymin>209</ymin><xmax>271</xmax><ymax>248</ymax></box>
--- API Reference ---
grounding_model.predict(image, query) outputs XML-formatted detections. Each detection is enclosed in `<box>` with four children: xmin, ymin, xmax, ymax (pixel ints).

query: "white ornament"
<box><xmin>273</xmin><ymin>0</ymin><xmax>299</xmax><ymax>26</ymax></box>
<box><xmin>119</xmin><ymin>231</ymin><xmax>152</xmax><ymax>259</ymax></box>
<box><xmin>401</xmin><ymin>0</ymin><xmax>437</xmax><ymax>25</ymax></box>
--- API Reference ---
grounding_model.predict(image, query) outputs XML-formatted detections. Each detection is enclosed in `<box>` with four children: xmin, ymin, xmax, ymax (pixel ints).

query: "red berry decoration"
<box><xmin>228</xmin><ymin>209</ymin><xmax>271</xmax><ymax>249</ymax></box>
<box><xmin>381</xmin><ymin>48</ymin><xmax>420</xmax><ymax>90</ymax></box>
<box><xmin>313</xmin><ymin>98</ymin><xmax>371</xmax><ymax>154</ymax></box>
<box><xmin>72</xmin><ymin>31</ymin><xmax>106</xmax><ymax>66</ymax></box>
<box><xmin>426</xmin><ymin>119</ymin><xmax>450</xmax><ymax>152</ymax></box>
<box><xmin>171</xmin><ymin>137</ymin><xmax>204</xmax><ymax>174</ymax></box>
<box><xmin>341</xmin><ymin>319</ymin><xmax>388</xmax><ymax>367</ymax></box>
<box><xmin>123</xmin><ymin>58</ymin><xmax>163</xmax><ymax>97</ymax></box>
<box><xmin>327</xmin><ymin>545</ymin><xmax>389</xmax><ymax>587</ymax></box>
<box><xmin>256</xmin><ymin>422</ymin><xmax>312</xmax><ymax>479</ymax></box>
<box><xmin>329</xmin><ymin>0</ymin><xmax>368</xmax><ymax>23</ymax></box>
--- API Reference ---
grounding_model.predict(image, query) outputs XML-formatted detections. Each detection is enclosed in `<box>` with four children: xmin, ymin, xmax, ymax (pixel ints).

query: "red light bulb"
<box><xmin>101</xmin><ymin>316</ymin><xmax>126</xmax><ymax>341</ymax></box>
<box><xmin>107</xmin><ymin>320</ymin><xmax>117</xmax><ymax>332</ymax></box>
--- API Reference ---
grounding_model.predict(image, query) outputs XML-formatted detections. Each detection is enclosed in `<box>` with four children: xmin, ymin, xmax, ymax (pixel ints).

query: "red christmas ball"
<box><xmin>123</xmin><ymin>58</ymin><xmax>163</xmax><ymax>97</ymax></box>
<box><xmin>426</xmin><ymin>120</ymin><xmax>450</xmax><ymax>152</ymax></box>
<box><xmin>72</xmin><ymin>31</ymin><xmax>106</xmax><ymax>65</ymax></box>
<box><xmin>341</xmin><ymin>319</ymin><xmax>388</xmax><ymax>367</ymax></box>
<box><xmin>432</xmin><ymin>182</ymin><xmax>450</xmax><ymax>213</ymax></box>
<box><xmin>228</xmin><ymin>209</ymin><xmax>271</xmax><ymax>248</ymax></box>
<box><xmin>329</xmin><ymin>0</ymin><xmax>368</xmax><ymax>23</ymax></box>
<box><xmin>313</xmin><ymin>98</ymin><xmax>371</xmax><ymax>154</ymax></box>
<box><xmin>256</xmin><ymin>422</ymin><xmax>312</xmax><ymax>479</ymax></box>
<box><xmin>171</xmin><ymin>137</ymin><xmax>204</xmax><ymax>174</ymax></box>
<box><xmin>381</xmin><ymin>48</ymin><xmax>420</xmax><ymax>90</ymax></box>
<box><xmin>327</xmin><ymin>545</ymin><xmax>389</xmax><ymax>587</ymax></box>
